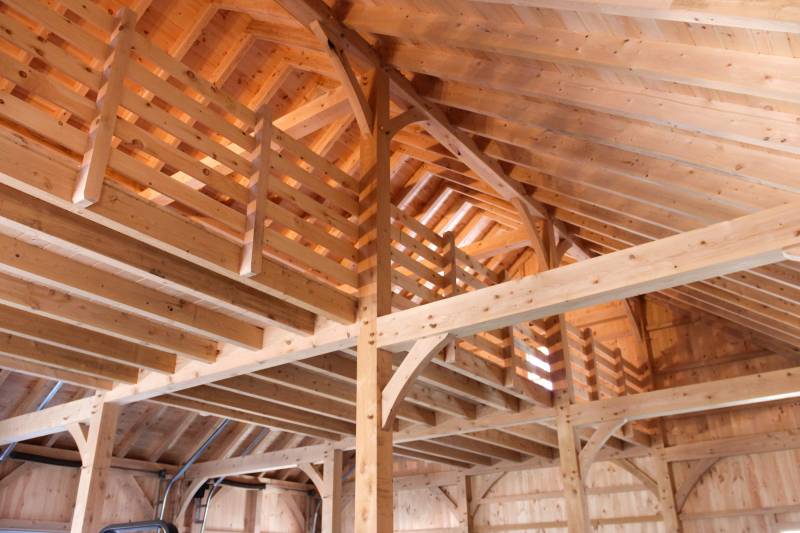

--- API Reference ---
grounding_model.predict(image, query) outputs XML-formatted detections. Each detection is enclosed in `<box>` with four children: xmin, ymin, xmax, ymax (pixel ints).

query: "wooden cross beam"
<box><xmin>375</xmin><ymin>199</ymin><xmax>800</xmax><ymax>349</ymax></box>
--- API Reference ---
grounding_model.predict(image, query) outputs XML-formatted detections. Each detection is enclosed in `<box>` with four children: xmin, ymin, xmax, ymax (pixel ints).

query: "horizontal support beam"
<box><xmin>568</xmin><ymin>364</ymin><xmax>800</xmax><ymax>426</ymax></box>
<box><xmin>663</xmin><ymin>428</ymin><xmax>800</xmax><ymax>463</ymax></box>
<box><xmin>187</xmin><ymin>444</ymin><xmax>329</xmax><ymax>479</ymax></box>
<box><xmin>375</xmin><ymin>200</ymin><xmax>800</xmax><ymax>349</ymax></box>
<box><xmin>104</xmin><ymin>320</ymin><xmax>358</xmax><ymax>404</ymax></box>
<box><xmin>0</xmin><ymin>396</ymin><xmax>99</xmax><ymax>446</ymax></box>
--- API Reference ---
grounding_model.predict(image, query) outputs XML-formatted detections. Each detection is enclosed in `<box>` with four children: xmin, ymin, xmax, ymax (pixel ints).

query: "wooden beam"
<box><xmin>382</xmin><ymin>333</ymin><xmax>452</xmax><ymax>430</ymax></box>
<box><xmin>186</xmin><ymin>444</ymin><xmax>328</xmax><ymax>479</ymax></box>
<box><xmin>354</xmin><ymin>66</ymin><xmax>394</xmax><ymax>533</ymax></box>
<box><xmin>0</xmin><ymin>184</ymin><xmax>317</xmax><ymax>333</ymax></box>
<box><xmin>654</xmin><ymin>457</ymin><xmax>682</xmax><ymax>532</ymax></box>
<box><xmin>462</xmin><ymin>228</ymin><xmax>529</xmax><ymax>260</ymax></box>
<box><xmin>556</xmin><ymin>412</ymin><xmax>591</xmax><ymax>533</ymax></box>
<box><xmin>0</xmin><ymin>232</ymin><xmax>263</xmax><ymax>348</ymax></box>
<box><xmin>344</xmin><ymin>6</ymin><xmax>800</xmax><ymax>104</ymax></box>
<box><xmin>104</xmin><ymin>320</ymin><xmax>357</xmax><ymax>405</ymax></box>
<box><xmin>321</xmin><ymin>448</ymin><xmax>343</xmax><ymax>533</ymax></box>
<box><xmin>309</xmin><ymin>20</ymin><xmax>372</xmax><ymax>135</ymax></box>
<box><xmin>272</xmin><ymin>0</ymin><xmax>587</xmax><ymax>257</ymax></box>
<box><xmin>376</xmin><ymin>199</ymin><xmax>800</xmax><ymax>349</ymax></box>
<box><xmin>240</xmin><ymin>107</ymin><xmax>271</xmax><ymax>277</ymax></box>
<box><xmin>0</xmin><ymin>396</ymin><xmax>100</xmax><ymax>446</ymax></box>
<box><xmin>674</xmin><ymin>458</ymin><xmax>718</xmax><ymax>512</ymax></box>
<box><xmin>474</xmin><ymin>0</ymin><xmax>800</xmax><ymax>33</ymax></box>
<box><xmin>662</xmin><ymin>428</ymin><xmax>800</xmax><ymax>463</ymax></box>
<box><xmin>70</xmin><ymin>400</ymin><xmax>120</xmax><ymax>533</ymax></box>
<box><xmin>72</xmin><ymin>10</ymin><xmax>135</xmax><ymax>206</ymax></box>
<box><xmin>0</xmin><ymin>273</ymin><xmax>216</xmax><ymax>363</ymax></box>
<box><xmin>0</xmin><ymin>353</ymin><xmax>113</xmax><ymax>391</ymax></box>
<box><xmin>568</xmin><ymin>364</ymin><xmax>800</xmax><ymax>426</ymax></box>
<box><xmin>0</xmin><ymin>304</ymin><xmax>177</xmax><ymax>373</ymax></box>
<box><xmin>0</xmin><ymin>333</ymin><xmax>138</xmax><ymax>384</ymax></box>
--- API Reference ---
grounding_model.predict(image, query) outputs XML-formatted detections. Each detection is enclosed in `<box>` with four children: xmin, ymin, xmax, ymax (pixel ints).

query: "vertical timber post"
<box><xmin>72</xmin><ymin>9</ymin><xmax>135</xmax><ymax>207</ymax></box>
<box><xmin>456</xmin><ymin>474</ymin><xmax>472</xmax><ymax>533</ymax></box>
<box><xmin>354</xmin><ymin>68</ymin><xmax>393</xmax><ymax>533</ymax></box>
<box><xmin>70</xmin><ymin>398</ymin><xmax>120</xmax><ymax>533</ymax></box>
<box><xmin>537</xmin><ymin>218</ymin><xmax>592</xmax><ymax>533</ymax></box>
<box><xmin>240</xmin><ymin>106</ymin><xmax>271</xmax><ymax>277</ymax></box>
<box><xmin>321</xmin><ymin>448</ymin><xmax>343</xmax><ymax>533</ymax></box>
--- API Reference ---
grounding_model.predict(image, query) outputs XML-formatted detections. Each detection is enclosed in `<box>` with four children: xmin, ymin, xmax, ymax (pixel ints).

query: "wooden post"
<box><xmin>321</xmin><ymin>449</ymin><xmax>343</xmax><ymax>533</ymax></box>
<box><xmin>245</xmin><ymin>491</ymin><xmax>263</xmax><ymax>533</ymax></box>
<box><xmin>70</xmin><ymin>399</ymin><xmax>120</xmax><ymax>533</ymax></box>
<box><xmin>654</xmin><ymin>454</ymin><xmax>682</xmax><ymax>533</ymax></box>
<box><xmin>639</xmin><ymin>299</ymin><xmax>683</xmax><ymax>532</ymax></box>
<box><xmin>580</xmin><ymin>328</ymin><xmax>599</xmax><ymax>401</ymax></box>
<box><xmin>442</xmin><ymin>231</ymin><xmax>459</xmax><ymax>364</ymax></box>
<box><xmin>240</xmin><ymin>107</ymin><xmax>271</xmax><ymax>276</ymax></box>
<box><xmin>555</xmin><ymin>410</ymin><xmax>592</xmax><ymax>533</ymax></box>
<box><xmin>536</xmin><ymin>219</ymin><xmax>592</xmax><ymax>533</ymax></box>
<box><xmin>72</xmin><ymin>9</ymin><xmax>136</xmax><ymax>207</ymax></box>
<box><xmin>354</xmin><ymin>68</ymin><xmax>393</xmax><ymax>533</ymax></box>
<box><xmin>455</xmin><ymin>475</ymin><xmax>472</xmax><ymax>533</ymax></box>
<box><xmin>442</xmin><ymin>231</ymin><xmax>458</xmax><ymax>299</ymax></box>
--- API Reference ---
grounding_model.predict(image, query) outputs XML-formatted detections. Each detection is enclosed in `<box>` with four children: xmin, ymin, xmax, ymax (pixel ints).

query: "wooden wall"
<box><xmin>0</xmin><ymin>461</ymin><xmax>158</xmax><ymax>531</ymax></box>
<box><xmin>0</xmin><ymin>462</ymin><xmax>309</xmax><ymax>533</ymax></box>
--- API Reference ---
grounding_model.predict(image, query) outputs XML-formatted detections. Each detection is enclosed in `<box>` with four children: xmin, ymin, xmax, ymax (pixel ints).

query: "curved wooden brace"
<box><xmin>67</xmin><ymin>422</ymin><xmax>88</xmax><ymax>462</ymax></box>
<box><xmin>308</xmin><ymin>20</ymin><xmax>373</xmax><ymax>135</ymax></box>
<box><xmin>386</xmin><ymin>108</ymin><xmax>425</xmax><ymax>138</ymax></box>
<box><xmin>381</xmin><ymin>333</ymin><xmax>452</xmax><ymax>430</ymax></box>
<box><xmin>298</xmin><ymin>462</ymin><xmax>324</xmax><ymax>494</ymax></box>
<box><xmin>469</xmin><ymin>471</ymin><xmax>506</xmax><ymax>517</ymax></box>
<box><xmin>675</xmin><ymin>457</ymin><xmax>719</xmax><ymax>511</ymax></box>
<box><xmin>176</xmin><ymin>477</ymin><xmax>208</xmax><ymax>523</ymax></box>
<box><xmin>611</xmin><ymin>458</ymin><xmax>658</xmax><ymax>495</ymax></box>
<box><xmin>579</xmin><ymin>419</ymin><xmax>627</xmax><ymax>474</ymax></box>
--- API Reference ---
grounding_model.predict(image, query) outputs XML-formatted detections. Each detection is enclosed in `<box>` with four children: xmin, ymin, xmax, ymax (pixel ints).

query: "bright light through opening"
<box><xmin>525</xmin><ymin>344</ymin><xmax>553</xmax><ymax>390</ymax></box>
